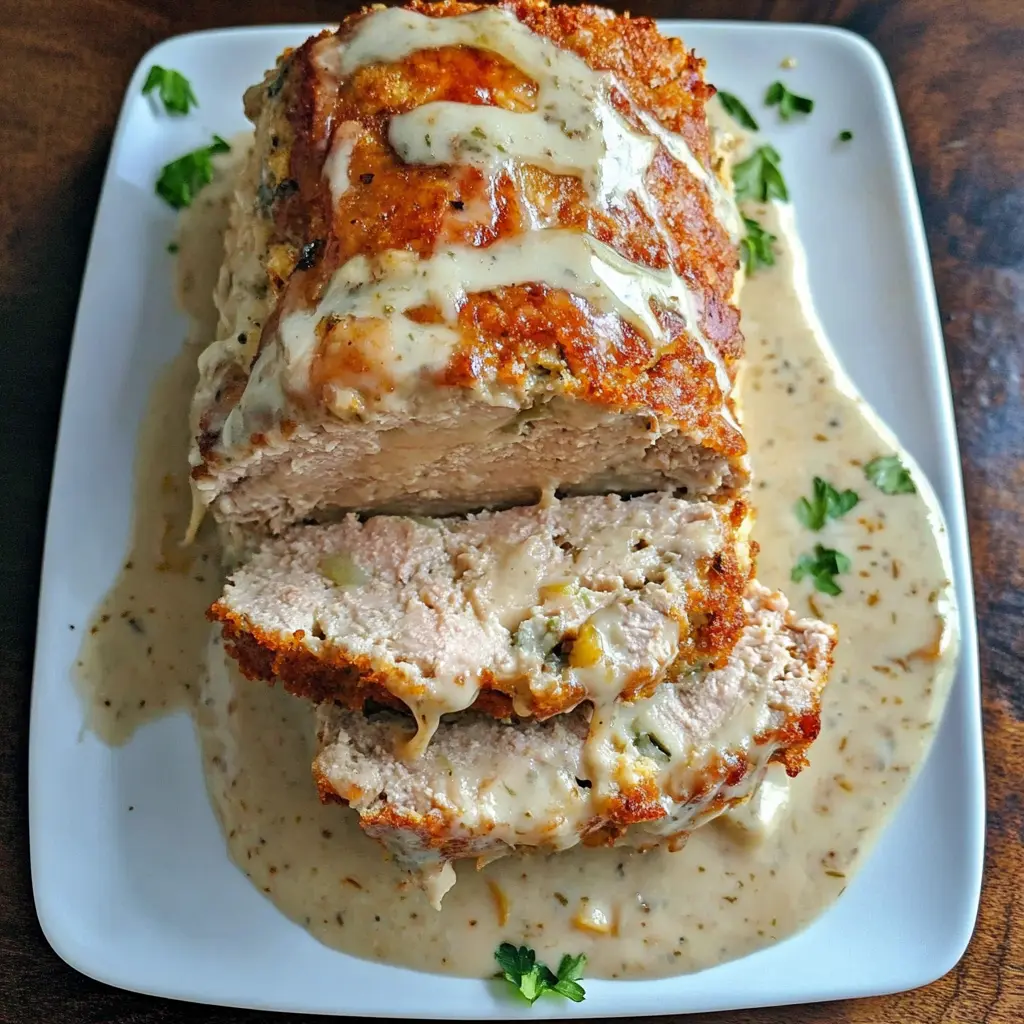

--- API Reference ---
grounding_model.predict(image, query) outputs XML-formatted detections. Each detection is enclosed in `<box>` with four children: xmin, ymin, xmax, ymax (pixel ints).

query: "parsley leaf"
<box><xmin>864</xmin><ymin>455</ymin><xmax>916</xmax><ymax>495</ymax></box>
<box><xmin>741</xmin><ymin>216</ymin><xmax>777</xmax><ymax>273</ymax></box>
<box><xmin>495</xmin><ymin>943</ymin><xmax>587</xmax><ymax>1005</ymax></box>
<box><xmin>733</xmin><ymin>145</ymin><xmax>789</xmax><ymax>203</ymax></box>
<box><xmin>495</xmin><ymin>944</ymin><xmax>550</xmax><ymax>1004</ymax></box>
<box><xmin>795</xmin><ymin>476</ymin><xmax>859</xmax><ymax>530</ymax></box>
<box><xmin>717</xmin><ymin>91</ymin><xmax>759</xmax><ymax>131</ymax></box>
<box><xmin>792</xmin><ymin>545</ymin><xmax>852</xmax><ymax>596</ymax></box>
<box><xmin>142</xmin><ymin>66</ymin><xmax>198</xmax><ymax>116</ymax></box>
<box><xmin>551</xmin><ymin>954</ymin><xmax>588</xmax><ymax>1002</ymax></box>
<box><xmin>155</xmin><ymin>136</ymin><xmax>231</xmax><ymax>209</ymax></box>
<box><xmin>838</xmin><ymin>130</ymin><xmax>854</xmax><ymax>142</ymax></box>
<box><xmin>765</xmin><ymin>81</ymin><xmax>814</xmax><ymax>121</ymax></box>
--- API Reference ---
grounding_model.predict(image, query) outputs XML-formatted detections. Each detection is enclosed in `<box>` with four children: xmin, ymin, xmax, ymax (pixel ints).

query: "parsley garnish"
<box><xmin>166</xmin><ymin>241</ymin><xmax>179</xmax><ymax>254</ymax></box>
<box><xmin>741</xmin><ymin>216</ymin><xmax>777</xmax><ymax>273</ymax></box>
<box><xmin>717</xmin><ymin>91</ymin><xmax>759</xmax><ymax>131</ymax></box>
<box><xmin>838</xmin><ymin>130</ymin><xmax>854</xmax><ymax>142</ymax></box>
<box><xmin>494</xmin><ymin>943</ymin><xmax>587</xmax><ymax>1005</ymax></box>
<box><xmin>733</xmin><ymin>145</ymin><xmax>789</xmax><ymax>203</ymax></box>
<box><xmin>792</xmin><ymin>545</ymin><xmax>852</xmax><ymax>596</ymax></box>
<box><xmin>765</xmin><ymin>81</ymin><xmax>814</xmax><ymax>121</ymax></box>
<box><xmin>795</xmin><ymin>476</ymin><xmax>859</xmax><ymax>530</ymax></box>
<box><xmin>864</xmin><ymin>455</ymin><xmax>916</xmax><ymax>495</ymax></box>
<box><xmin>155</xmin><ymin>136</ymin><xmax>230</xmax><ymax>209</ymax></box>
<box><xmin>142</xmin><ymin>66</ymin><xmax>198</xmax><ymax>116</ymax></box>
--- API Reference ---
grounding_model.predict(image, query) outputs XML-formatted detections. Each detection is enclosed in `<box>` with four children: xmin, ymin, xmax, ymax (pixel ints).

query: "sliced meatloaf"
<box><xmin>210</xmin><ymin>493</ymin><xmax>753</xmax><ymax>752</ymax></box>
<box><xmin>313</xmin><ymin>582</ymin><xmax>834</xmax><ymax>903</ymax></box>
<box><xmin>190</xmin><ymin>0</ymin><xmax>748</xmax><ymax>538</ymax></box>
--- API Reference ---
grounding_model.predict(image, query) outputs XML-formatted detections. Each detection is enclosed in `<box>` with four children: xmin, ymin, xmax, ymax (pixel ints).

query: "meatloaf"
<box><xmin>211</xmin><ymin>493</ymin><xmax>753</xmax><ymax>752</ymax></box>
<box><xmin>313</xmin><ymin>582</ymin><xmax>834</xmax><ymax>903</ymax></box>
<box><xmin>190</xmin><ymin>0</ymin><xmax>748</xmax><ymax>538</ymax></box>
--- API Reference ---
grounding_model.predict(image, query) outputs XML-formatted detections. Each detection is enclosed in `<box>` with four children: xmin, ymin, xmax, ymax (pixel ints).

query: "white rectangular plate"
<box><xmin>31</xmin><ymin>20</ymin><xmax>983</xmax><ymax>1018</ymax></box>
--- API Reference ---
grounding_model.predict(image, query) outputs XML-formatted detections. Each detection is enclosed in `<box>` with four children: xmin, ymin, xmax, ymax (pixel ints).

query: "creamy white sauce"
<box><xmin>78</xmin><ymin>160</ymin><xmax>959</xmax><ymax>979</ymax></box>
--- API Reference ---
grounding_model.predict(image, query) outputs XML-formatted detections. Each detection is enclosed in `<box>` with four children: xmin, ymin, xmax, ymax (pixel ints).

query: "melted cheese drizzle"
<box><xmin>336</xmin><ymin>6</ymin><xmax>738</xmax><ymax>231</ymax></box>
<box><xmin>282</xmin><ymin>228</ymin><xmax>729</xmax><ymax>400</ymax></box>
<box><xmin>282</xmin><ymin>6</ymin><xmax>738</xmax><ymax>405</ymax></box>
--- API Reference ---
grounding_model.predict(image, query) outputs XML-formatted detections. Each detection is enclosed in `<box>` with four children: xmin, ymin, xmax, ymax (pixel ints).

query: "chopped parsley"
<box><xmin>864</xmin><ymin>455</ymin><xmax>916</xmax><ymax>495</ymax></box>
<box><xmin>765</xmin><ymin>81</ymin><xmax>814</xmax><ymax>121</ymax></box>
<box><xmin>792</xmin><ymin>545</ymin><xmax>852</xmax><ymax>596</ymax></box>
<box><xmin>795</xmin><ymin>476</ymin><xmax>859</xmax><ymax>530</ymax></box>
<box><xmin>741</xmin><ymin>216</ymin><xmax>777</xmax><ymax>273</ymax></box>
<box><xmin>733</xmin><ymin>144</ymin><xmax>789</xmax><ymax>203</ymax></box>
<box><xmin>166</xmin><ymin>241</ymin><xmax>179</xmax><ymax>254</ymax></box>
<box><xmin>717</xmin><ymin>91</ymin><xmax>759</xmax><ymax>131</ymax></box>
<box><xmin>142</xmin><ymin>66</ymin><xmax>198</xmax><ymax>116</ymax></box>
<box><xmin>494</xmin><ymin>943</ymin><xmax>587</xmax><ymax>1005</ymax></box>
<box><xmin>155</xmin><ymin>136</ymin><xmax>230</xmax><ymax>209</ymax></box>
<box><xmin>838</xmin><ymin>130</ymin><xmax>854</xmax><ymax>142</ymax></box>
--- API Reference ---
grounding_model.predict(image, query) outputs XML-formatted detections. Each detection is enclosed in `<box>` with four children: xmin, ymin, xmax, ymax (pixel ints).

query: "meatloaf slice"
<box><xmin>210</xmin><ymin>494</ymin><xmax>753</xmax><ymax>753</ymax></box>
<box><xmin>190</xmin><ymin>1</ymin><xmax>748</xmax><ymax>538</ymax></box>
<box><xmin>313</xmin><ymin>582</ymin><xmax>834</xmax><ymax>904</ymax></box>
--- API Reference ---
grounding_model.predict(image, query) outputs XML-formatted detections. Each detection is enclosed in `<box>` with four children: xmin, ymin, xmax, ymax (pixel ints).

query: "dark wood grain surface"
<box><xmin>1</xmin><ymin>1</ymin><xmax>1021</xmax><ymax>1021</ymax></box>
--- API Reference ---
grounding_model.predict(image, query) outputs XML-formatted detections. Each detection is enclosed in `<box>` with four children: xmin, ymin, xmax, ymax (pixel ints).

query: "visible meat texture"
<box><xmin>211</xmin><ymin>494</ymin><xmax>753</xmax><ymax>744</ymax></box>
<box><xmin>313</xmin><ymin>583</ymin><xmax>835</xmax><ymax>894</ymax></box>
<box><xmin>190</xmin><ymin>0</ymin><xmax>748</xmax><ymax>537</ymax></box>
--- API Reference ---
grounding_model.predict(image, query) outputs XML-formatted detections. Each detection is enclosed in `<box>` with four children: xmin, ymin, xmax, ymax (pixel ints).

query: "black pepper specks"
<box><xmin>359</xmin><ymin>173</ymin><xmax>374</xmax><ymax>185</ymax></box>
<box><xmin>296</xmin><ymin>239</ymin><xmax>325</xmax><ymax>271</ymax></box>
<box><xmin>450</xmin><ymin>199</ymin><xmax>465</xmax><ymax>210</ymax></box>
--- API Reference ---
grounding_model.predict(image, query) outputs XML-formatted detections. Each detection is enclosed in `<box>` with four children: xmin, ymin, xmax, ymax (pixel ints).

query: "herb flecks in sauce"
<box><xmin>864</xmin><ymin>455</ymin><xmax>916</xmax><ymax>495</ymax></box>
<box><xmin>795</xmin><ymin>477</ymin><xmax>859</xmax><ymax>530</ymax></box>
<box><xmin>838</xmin><ymin>130</ymin><xmax>854</xmax><ymax>142</ymax></box>
<box><xmin>717</xmin><ymin>91</ymin><xmax>759</xmax><ymax>131</ymax></box>
<box><xmin>142</xmin><ymin>66</ymin><xmax>198</xmax><ymax>116</ymax></box>
<box><xmin>495</xmin><ymin>943</ymin><xmax>587</xmax><ymax>1004</ymax></box>
<box><xmin>765</xmin><ymin>81</ymin><xmax>814</xmax><ymax>121</ymax></box>
<box><xmin>156</xmin><ymin>136</ymin><xmax>231</xmax><ymax>209</ymax></box>
<box><xmin>792</xmin><ymin>544</ymin><xmax>852</xmax><ymax>596</ymax></box>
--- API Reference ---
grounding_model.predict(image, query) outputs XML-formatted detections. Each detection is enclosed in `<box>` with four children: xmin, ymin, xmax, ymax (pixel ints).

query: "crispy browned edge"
<box><xmin>310</xmin><ymin>625</ymin><xmax>834</xmax><ymax>861</ymax></box>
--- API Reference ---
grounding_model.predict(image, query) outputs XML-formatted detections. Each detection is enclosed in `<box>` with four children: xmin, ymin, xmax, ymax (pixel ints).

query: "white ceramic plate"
<box><xmin>31</xmin><ymin>20</ymin><xmax>983</xmax><ymax>1018</ymax></box>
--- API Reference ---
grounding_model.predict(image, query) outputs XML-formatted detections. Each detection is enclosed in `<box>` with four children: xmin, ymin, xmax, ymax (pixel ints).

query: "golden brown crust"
<box><xmin>199</xmin><ymin>1</ymin><xmax>745</xmax><ymax>480</ymax></box>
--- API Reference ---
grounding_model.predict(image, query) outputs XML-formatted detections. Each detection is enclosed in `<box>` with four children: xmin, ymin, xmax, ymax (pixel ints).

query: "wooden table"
<box><xmin>1</xmin><ymin>1</ymin><xmax>1020</xmax><ymax>1020</ymax></box>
